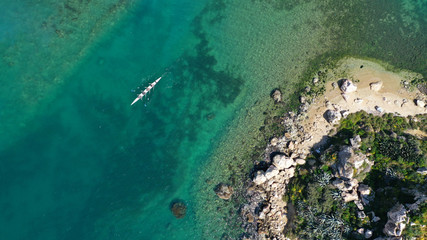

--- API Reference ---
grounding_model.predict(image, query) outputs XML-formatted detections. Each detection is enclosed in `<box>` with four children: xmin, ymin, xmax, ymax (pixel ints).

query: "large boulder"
<box><xmin>358</xmin><ymin>184</ymin><xmax>371</xmax><ymax>196</ymax></box>
<box><xmin>265</xmin><ymin>165</ymin><xmax>279</xmax><ymax>179</ymax></box>
<box><xmin>415</xmin><ymin>99</ymin><xmax>425</xmax><ymax>108</ymax></box>
<box><xmin>324</xmin><ymin>109</ymin><xmax>342</xmax><ymax>124</ymax></box>
<box><xmin>342</xmin><ymin>190</ymin><xmax>359</xmax><ymax>202</ymax></box>
<box><xmin>383</xmin><ymin>204</ymin><xmax>407</xmax><ymax>237</ymax></box>
<box><xmin>350</xmin><ymin>135</ymin><xmax>362</xmax><ymax>148</ymax></box>
<box><xmin>273</xmin><ymin>154</ymin><xmax>295</xmax><ymax>170</ymax></box>
<box><xmin>369</xmin><ymin>81</ymin><xmax>383</xmax><ymax>91</ymax></box>
<box><xmin>170</xmin><ymin>200</ymin><xmax>187</xmax><ymax>219</ymax></box>
<box><xmin>271</xmin><ymin>89</ymin><xmax>282</xmax><ymax>103</ymax></box>
<box><xmin>340</xmin><ymin>79</ymin><xmax>357</xmax><ymax>93</ymax></box>
<box><xmin>365</xmin><ymin>229</ymin><xmax>373</xmax><ymax>239</ymax></box>
<box><xmin>253</xmin><ymin>171</ymin><xmax>267</xmax><ymax>185</ymax></box>
<box><xmin>214</xmin><ymin>183</ymin><xmax>233</xmax><ymax>200</ymax></box>
<box><xmin>335</xmin><ymin>146</ymin><xmax>368</xmax><ymax>179</ymax></box>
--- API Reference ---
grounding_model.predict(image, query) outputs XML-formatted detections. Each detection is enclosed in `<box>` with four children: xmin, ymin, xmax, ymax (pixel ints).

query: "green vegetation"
<box><xmin>285</xmin><ymin>111</ymin><xmax>427</xmax><ymax>239</ymax></box>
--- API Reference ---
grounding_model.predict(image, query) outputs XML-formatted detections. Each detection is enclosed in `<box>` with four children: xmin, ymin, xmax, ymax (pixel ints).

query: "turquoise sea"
<box><xmin>0</xmin><ymin>0</ymin><xmax>425</xmax><ymax>240</ymax></box>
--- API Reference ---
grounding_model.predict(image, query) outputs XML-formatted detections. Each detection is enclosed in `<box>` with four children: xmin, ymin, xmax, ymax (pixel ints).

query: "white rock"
<box><xmin>358</xmin><ymin>184</ymin><xmax>371</xmax><ymax>196</ymax></box>
<box><xmin>253</xmin><ymin>171</ymin><xmax>267</xmax><ymax>185</ymax></box>
<box><xmin>273</xmin><ymin>155</ymin><xmax>295</xmax><ymax>170</ymax></box>
<box><xmin>350</xmin><ymin>135</ymin><xmax>362</xmax><ymax>148</ymax></box>
<box><xmin>265</xmin><ymin>165</ymin><xmax>280</xmax><ymax>179</ymax></box>
<box><xmin>384</xmin><ymin>204</ymin><xmax>407</xmax><ymax>237</ymax></box>
<box><xmin>415</xmin><ymin>99</ymin><xmax>425</xmax><ymax>108</ymax></box>
<box><xmin>340</xmin><ymin>79</ymin><xmax>357</xmax><ymax>93</ymax></box>
<box><xmin>375</xmin><ymin>106</ymin><xmax>384</xmax><ymax>113</ymax></box>
<box><xmin>341</xmin><ymin>110</ymin><xmax>350</xmax><ymax>118</ymax></box>
<box><xmin>325</xmin><ymin>109</ymin><xmax>342</xmax><ymax>124</ymax></box>
<box><xmin>270</xmin><ymin>137</ymin><xmax>279</xmax><ymax>146</ymax></box>
<box><xmin>343</xmin><ymin>190</ymin><xmax>359</xmax><ymax>202</ymax></box>
<box><xmin>354</xmin><ymin>98</ymin><xmax>363</xmax><ymax>104</ymax></box>
<box><xmin>357</xmin><ymin>228</ymin><xmax>365</xmax><ymax>235</ymax></box>
<box><xmin>312</xmin><ymin>77</ymin><xmax>319</xmax><ymax>84</ymax></box>
<box><xmin>296</xmin><ymin>158</ymin><xmax>306</xmax><ymax>165</ymax></box>
<box><xmin>283</xmin><ymin>167</ymin><xmax>295</xmax><ymax>179</ymax></box>
<box><xmin>365</xmin><ymin>229</ymin><xmax>373</xmax><ymax>239</ymax></box>
<box><xmin>369</xmin><ymin>81</ymin><xmax>383</xmax><ymax>91</ymax></box>
<box><xmin>355</xmin><ymin>200</ymin><xmax>364</xmax><ymax>210</ymax></box>
<box><xmin>357</xmin><ymin>211</ymin><xmax>367</xmax><ymax>219</ymax></box>
<box><xmin>287</xmin><ymin>141</ymin><xmax>295</xmax><ymax>150</ymax></box>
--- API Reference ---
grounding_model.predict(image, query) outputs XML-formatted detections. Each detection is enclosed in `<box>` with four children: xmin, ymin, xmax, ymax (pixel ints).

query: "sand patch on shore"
<box><xmin>300</xmin><ymin>58</ymin><xmax>426</xmax><ymax>150</ymax></box>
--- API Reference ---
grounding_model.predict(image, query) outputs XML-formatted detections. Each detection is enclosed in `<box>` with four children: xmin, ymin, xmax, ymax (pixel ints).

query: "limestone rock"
<box><xmin>324</xmin><ymin>109</ymin><xmax>342</xmax><ymax>124</ymax></box>
<box><xmin>312</xmin><ymin>77</ymin><xmax>319</xmax><ymax>84</ymax></box>
<box><xmin>350</xmin><ymin>135</ymin><xmax>362</xmax><ymax>148</ymax></box>
<box><xmin>341</xmin><ymin>110</ymin><xmax>350</xmax><ymax>118</ymax></box>
<box><xmin>355</xmin><ymin>200</ymin><xmax>364</xmax><ymax>210</ymax></box>
<box><xmin>415</xmin><ymin>99</ymin><xmax>425</xmax><ymax>108</ymax></box>
<box><xmin>354</xmin><ymin>98</ymin><xmax>363</xmax><ymax>104</ymax></box>
<box><xmin>383</xmin><ymin>204</ymin><xmax>407</xmax><ymax>237</ymax></box>
<box><xmin>271</xmin><ymin>89</ymin><xmax>282</xmax><ymax>103</ymax></box>
<box><xmin>253</xmin><ymin>171</ymin><xmax>267</xmax><ymax>185</ymax></box>
<box><xmin>417</xmin><ymin>167</ymin><xmax>427</xmax><ymax>175</ymax></box>
<box><xmin>283</xmin><ymin>167</ymin><xmax>295</xmax><ymax>179</ymax></box>
<box><xmin>296</xmin><ymin>158</ymin><xmax>306</xmax><ymax>165</ymax></box>
<box><xmin>214</xmin><ymin>183</ymin><xmax>233</xmax><ymax>200</ymax></box>
<box><xmin>343</xmin><ymin>190</ymin><xmax>359</xmax><ymax>202</ymax></box>
<box><xmin>370</xmin><ymin>81</ymin><xmax>383</xmax><ymax>91</ymax></box>
<box><xmin>358</xmin><ymin>184</ymin><xmax>371</xmax><ymax>196</ymax></box>
<box><xmin>357</xmin><ymin>211</ymin><xmax>366</xmax><ymax>219</ymax></box>
<box><xmin>273</xmin><ymin>154</ymin><xmax>295</xmax><ymax>170</ymax></box>
<box><xmin>340</xmin><ymin>79</ymin><xmax>357</xmax><ymax>93</ymax></box>
<box><xmin>375</xmin><ymin>106</ymin><xmax>384</xmax><ymax>113</ymax></box>
<box><xmin>365</xmin><ymin>229</ymin><xmax>373</xmax><ymax>239</ymax></box>
<box><xmin>387</xmin><ymin>204</ymin><xmax>407</xmax><ymax>224</ymax></box>
<box><xmin>334</xmin><ymin>146</ymin><xmax>369</xmax><ymax>179</ymax></box>
<box><xmin>270</xmin><ymin>137</ymin><xmax>279</xmax><ymax>146</ymax></box>
<box><xmin>265</xmin><ymin>165</ymin><xmax>279</xmax><ymax>179</ymax></box>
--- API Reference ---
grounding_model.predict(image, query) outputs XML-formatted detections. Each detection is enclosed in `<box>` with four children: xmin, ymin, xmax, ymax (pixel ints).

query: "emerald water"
<box><xmin>0</xmin><ymin>0</ymin><xmax>425</xmax><ymax>239</ymax></box>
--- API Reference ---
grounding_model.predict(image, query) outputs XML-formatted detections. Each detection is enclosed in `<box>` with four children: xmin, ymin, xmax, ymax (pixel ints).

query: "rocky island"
<box><xmin>237</xmin><ymin>58</ymin><xmax>426</xmax><ymax>239</ymax></box>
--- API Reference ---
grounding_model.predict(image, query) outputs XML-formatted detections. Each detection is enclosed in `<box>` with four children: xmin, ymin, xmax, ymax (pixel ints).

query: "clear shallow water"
<box><xmin>0</xmin><ymin>0</ymin><xmax>425</xmax><ymax>240</ymax></box>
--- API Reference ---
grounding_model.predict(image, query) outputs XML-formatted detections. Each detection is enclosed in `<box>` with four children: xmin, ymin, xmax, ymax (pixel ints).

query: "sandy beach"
<box><xmin>300</xmin><ymin>58</ymin><xmax>426</xmax><ymax>151</ymax></box>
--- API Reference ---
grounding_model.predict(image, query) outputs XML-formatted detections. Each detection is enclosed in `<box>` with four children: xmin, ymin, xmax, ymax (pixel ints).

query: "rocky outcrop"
<box><xmin>272</xmin><ymin>154</ymin><xmax>295</xmax><ymax>170</ymax></box>
<box><xmin>340</xmin><ymin>79</ymin><xmax>357</xmax><ymax>93</ymax></box>
<box><xmin>334</xmin><ymin>146</ymin><xmax>369</xmax><ymax>179</ymax></box>
<box><xmin>383</xmin><ymin>204</ymin><xmax>408</xmax><ymax>237</ymax></box>
<box><xmin>242</xmin><ymin>125</ymin><xmax>309</xmax><ymax>239</ymax></box>
<box><xmin>370</xmin><ymin>81</ymin><xmax>383</xmax><ymax>91</ymax></box>
<box><xmin>324</xmin><ymin>109</ymin><xmax>342</xmax><ymax>124</ymax></box>
<box><xmin>253</xmin><ymin>171</ymin><xmax>267</xmax><ymax>185</ymax></box>
<box><xmin>350</xmin><ymin>135</ymin><xmax>362</xmax><ymax>148</ymax></box>
<box><xmin>214</xmin><ymin>183</ymin><xmax>233</xmax><ymax>200</ymax></box>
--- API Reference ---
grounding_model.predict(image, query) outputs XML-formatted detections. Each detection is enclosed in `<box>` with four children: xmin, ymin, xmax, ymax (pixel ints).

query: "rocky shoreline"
<box><xmin>233</xmin><ymin>58</ymin><xmax>427</xmax><ymax>240</ymax></box>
